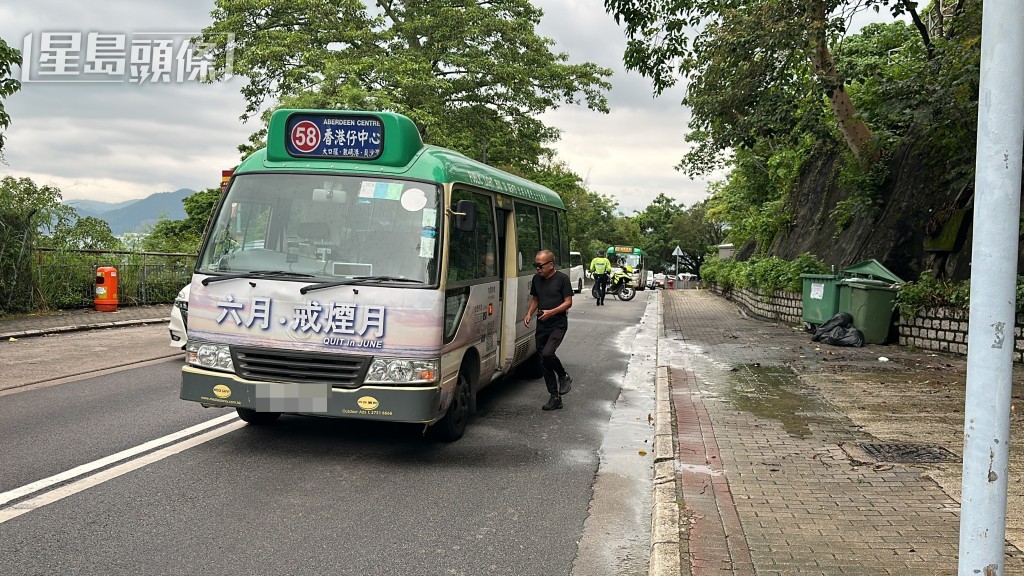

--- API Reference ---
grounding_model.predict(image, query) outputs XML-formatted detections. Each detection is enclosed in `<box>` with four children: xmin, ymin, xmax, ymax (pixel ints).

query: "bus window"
<box><xmin>514</xmin><ymin>202</ymin><xmax>540</xmax><ymax>275</ymax></box>
<box><xmin>447</xmin><ymin>189</ymin><xmax>496</xmax><ymax>284</ymax></box>
<box><xmin>557</xmin><ymin>214</ymin><xmax>570</xmax><ymax>265</ymax></box>
<box><xmin>540</xmin><ymin>208</ymin><xmax>560</xmax><ymax>265</ymax></box>
<box><xmin>197</xmin><ymin>174</ymin><xmax>441</xmax><ymax>283</ymax></box>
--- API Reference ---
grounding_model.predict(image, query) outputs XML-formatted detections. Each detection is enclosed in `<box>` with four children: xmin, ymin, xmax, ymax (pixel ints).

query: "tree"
<box><xmin>49</xmin><ymin>216</ymin><xmax>121</xmax><ymax>251</ymax></box>
<box><xmin>669</xmin><ymin>199</ymin><xmax>726</xmax><ymax>274</ymax></box>
<box><xmin>141</xmin><ymin>188</ymin><xmax>221</xmax><ymax>253</ymax></box>
<box><xmin>632</xmin><ymin>193</ymin><xmax>685</xmax><ymax>271</ymax></box>
<box><xmin>603</xmin><ymin>0</ymin><xmax>933</xmax><ymax>175</ymax></box>
<box><xmin>200</xmin><ymin>0</ymin><xmax>612</xmax><ymax>171</ymax></box>
<box><xmin>0</xmin><ymin>177</ymin><xmax>77</xmax><ymax>312</ymax></box>
<box><xmin>0</xmin><ymin>36</ymin><xmax>22</xmax><ymax>160</ymax></box>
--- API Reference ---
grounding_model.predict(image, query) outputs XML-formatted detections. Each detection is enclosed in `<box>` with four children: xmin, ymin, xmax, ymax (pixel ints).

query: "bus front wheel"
<box><xmin>236</xmin><ymin>407</ymin><xmax>281</xmax><ymax>425</ymax></box>
<box><xmin>433</xmin><ymin>371</ymin><xmax>471</xmax><ymax>441</ymax></box>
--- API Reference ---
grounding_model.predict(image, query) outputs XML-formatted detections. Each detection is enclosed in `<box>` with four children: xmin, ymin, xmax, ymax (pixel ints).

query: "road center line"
<box><xmin>0</xmin><ymin>412</ymin><xmax>239</xmax><ymax>508</ymax></box>
<box><xmin>0</xmin><ymin>418</ymin><xmax>245</xmax><ymax>524</ymax></box>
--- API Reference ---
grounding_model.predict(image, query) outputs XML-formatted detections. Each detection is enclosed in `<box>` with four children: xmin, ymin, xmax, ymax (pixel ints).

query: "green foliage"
<box><xmin>0</xmin><ymin>177</ymin><xmax>76</xmax><ymax>313</ymax></box>
<box><xmin>527</xmin><ymin>162</ymin><xmax>619</xmax><ymax>254</ymax></box>
<box><xmin>141</xmin><ymin>188</ymin><xmax>220</xmax><ymax>253</ymax></box>
<box><xmin>668</xmin><ymin>199</ymin><xmax>726</xmax><ymax>274</ymax></box>
<box><xmin>0</xmin><ymin>36</ymin><xmax>21</xmax><ymax>159</ymax></box>
<box><xmin>700</xmin><ymin>252</ymin><xmax>827</xmax><ymax>295</ymax></box>
<box><xmin>202</xmin><ymin>0</ymin><xmax>612</xmax><ymax>171</ymax></box>
<box><xmin>631</xmin><ymin>193</ymin><xmax>686</xmax><ymax>271</ymax></box>
<box><xmin>605</xmin><ymin>0</ymin><xmax>876</xmax><ymax>176</ymax></box>
<box><xmin>895</xmin><ymin>270</ymin><xmax>972</xmax><ymax>319</ymax></box>
<box><xmin>787</xmin><ymin>252</ymin><xmax>829</xmax><ymax>292</ymax></box>
<box><xmin>705</xmin><ymin>140</ymin><xmax>809</xmax><ymax>252</ymax></box>
<box><xmin>828</xmin><ymin>147</ymin><xmax>891</xmax><ymax>236</ymax></box>
<box><xmin>698</xmin><ymin>254</ymin><xmax>740</xmax><ymax>290</ymax></box>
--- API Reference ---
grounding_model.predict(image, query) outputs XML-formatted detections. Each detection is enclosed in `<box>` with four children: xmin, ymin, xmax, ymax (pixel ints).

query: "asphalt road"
<box><xmin>0</xmin><ymin>289</ymin><xmax>659</xmax><ymax>576</ymax></box>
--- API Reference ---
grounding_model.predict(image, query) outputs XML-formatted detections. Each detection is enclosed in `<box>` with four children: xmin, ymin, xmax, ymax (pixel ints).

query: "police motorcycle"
<box><xmin>592</xmin><ymin>265</ymin><xmax>637</xmax><ymax>301</ymax></box>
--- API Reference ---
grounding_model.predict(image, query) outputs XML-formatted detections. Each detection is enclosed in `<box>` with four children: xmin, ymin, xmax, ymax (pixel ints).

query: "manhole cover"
<box><xmin>858</xmin><ymin>443</ymin><xmax>959</xmax><ymax>463</ymax></box>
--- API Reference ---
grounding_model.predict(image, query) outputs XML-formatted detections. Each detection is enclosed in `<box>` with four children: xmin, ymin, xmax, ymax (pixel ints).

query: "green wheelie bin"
<box><xmin>837</xmin><ymin>260</ymin><xmax>904</xmax><ymax>344</ymax></box>
<box><xmin>800</xmin><ymin>273</ymin><xmax>841</xmax><ymax>326</ymax></box>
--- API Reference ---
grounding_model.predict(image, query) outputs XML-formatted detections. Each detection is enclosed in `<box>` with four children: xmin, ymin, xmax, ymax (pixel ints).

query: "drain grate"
<box><xmin>858</xmin><ymin>443</ymin><xmax>959</xmax><ymax>463</ymax></box>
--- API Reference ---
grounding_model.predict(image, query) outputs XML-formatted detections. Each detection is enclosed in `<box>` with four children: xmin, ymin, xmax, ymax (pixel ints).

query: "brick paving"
<box><xmin>660</xmin><ymin>289</ymin><xmax>1024</xmax><ymax>575</ymax></box>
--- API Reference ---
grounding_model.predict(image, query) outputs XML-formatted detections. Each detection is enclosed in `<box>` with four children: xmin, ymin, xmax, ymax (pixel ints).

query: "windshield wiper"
<box><xmin>300</xmin><ymin>276</ymin><xmax>424</xmax><ymax>294</ymax></box>
<box><xmin>201</xmin><ymin>270</ymin><xmax>316</xmax><ymax>285</ymax></box>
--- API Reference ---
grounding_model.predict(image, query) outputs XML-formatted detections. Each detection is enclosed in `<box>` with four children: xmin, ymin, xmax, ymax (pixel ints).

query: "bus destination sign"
<box><xmin>284</xmin><ymin>114</ymin><xmax>384</xmax><ymax>160</ymax></box>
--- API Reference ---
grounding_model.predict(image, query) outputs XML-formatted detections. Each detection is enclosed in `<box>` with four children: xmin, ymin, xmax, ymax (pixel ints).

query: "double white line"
<box><xmin>0</xmin><ymin>413</ymin><xmax>244</xmax><ymax>523</ymax></box>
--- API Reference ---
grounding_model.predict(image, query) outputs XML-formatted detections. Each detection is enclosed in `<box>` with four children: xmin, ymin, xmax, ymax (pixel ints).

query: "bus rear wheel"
<box><xmin>236</xmin><ymin>407</ymin><xmax>281</xmax><ymax>425</ymax></box>
<box><xmin>433</xmin><ymin>371</ymin><xmax>471</xmax><ymax>441</ymax></box>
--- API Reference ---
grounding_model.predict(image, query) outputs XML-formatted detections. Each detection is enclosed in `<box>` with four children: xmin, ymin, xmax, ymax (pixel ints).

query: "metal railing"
<box><xmin>30</xmin><ymin>248</ymin><xmax>197</xmax><ymax>310</ymax></box>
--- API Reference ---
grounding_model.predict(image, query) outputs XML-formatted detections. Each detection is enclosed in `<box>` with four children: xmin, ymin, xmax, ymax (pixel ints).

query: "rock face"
<box><xmin>749</xmin><ymin>135</ymin><xmax>992</xmax><ymax>283</ymax></box>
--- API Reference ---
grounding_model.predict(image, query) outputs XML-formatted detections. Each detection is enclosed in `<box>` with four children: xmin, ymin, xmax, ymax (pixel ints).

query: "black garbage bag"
<box><xmin>810</xmin><ymin>312</ymin><xmax>854</xmax><ymax>342</ymax></box>
<box><xmin>819</xmin><ymin>325</ymin><xmax>865</xmax><ymax>347</ymax></box>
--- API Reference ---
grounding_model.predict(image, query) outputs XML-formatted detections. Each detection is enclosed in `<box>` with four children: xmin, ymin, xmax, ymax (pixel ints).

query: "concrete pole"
<box><xmin>958</xmin><ymin>2</ymin><xmax>1024</xmax><ymax>573</ymax></box>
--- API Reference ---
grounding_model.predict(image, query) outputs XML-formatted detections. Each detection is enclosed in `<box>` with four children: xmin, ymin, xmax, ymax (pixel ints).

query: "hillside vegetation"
<box><xmin>609</xmin><ymin>0</ymin><xmax>989</xmax><ymax>282</ymax></box>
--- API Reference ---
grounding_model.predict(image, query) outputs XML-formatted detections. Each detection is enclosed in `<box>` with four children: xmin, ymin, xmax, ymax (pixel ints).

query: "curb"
<box><xmin>650</xmin><ymin>365</ymin><xmax>682</xmax><ymax>575</ymax></box>
<box><xmin>0</xmin><ymin>317</ymin><xmax>170</xmax><ymax>341</ymax></box>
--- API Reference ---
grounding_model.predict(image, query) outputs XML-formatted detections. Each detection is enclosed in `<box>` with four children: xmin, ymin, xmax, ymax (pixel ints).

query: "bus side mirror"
<box><xmin>454</xmin><ymin>200</ymin><xmax>476</xmax><ymax>232</ymax></box>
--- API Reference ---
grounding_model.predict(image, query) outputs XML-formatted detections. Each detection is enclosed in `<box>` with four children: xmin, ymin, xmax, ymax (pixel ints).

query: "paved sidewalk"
<box><xmin>0</xmin><ymin>305</ymin><xmax>171</xmax><ymax>340</ymax></box>
<box><xmin>655</xmin><ymin>289</ymin><xmax>1024</xmax><ymax>575</ymax></box>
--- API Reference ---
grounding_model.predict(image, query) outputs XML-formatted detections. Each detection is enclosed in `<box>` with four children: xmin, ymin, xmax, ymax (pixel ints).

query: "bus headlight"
<box><xmin>365</xmin><ymin>358</ymin><xmax>438</xmax><ymax>384</ymax></box>
<box><xmin>186</xmin><ymin>341</ymin><xmax>235</xmax><ymax>373</ymax></box>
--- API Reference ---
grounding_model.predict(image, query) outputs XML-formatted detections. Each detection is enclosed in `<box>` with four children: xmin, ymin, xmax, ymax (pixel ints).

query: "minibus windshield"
<box><xmin>197</xmin><ymin>173</ymin><xmax>441</xmax><ymax>285</ymax></box>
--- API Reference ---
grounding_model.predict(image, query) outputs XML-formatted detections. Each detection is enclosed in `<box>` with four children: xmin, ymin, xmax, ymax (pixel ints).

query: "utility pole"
<box><xmin>958</xmin><ymin>2</ymin><xmax>1024</xmax><ymax>573</ymax></box>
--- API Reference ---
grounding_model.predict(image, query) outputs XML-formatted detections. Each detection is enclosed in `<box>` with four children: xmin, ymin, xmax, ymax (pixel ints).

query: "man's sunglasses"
<box><xmin>533</xmin><ymin>260</ymin><xmax>552</xmax><ymax>269</ymax></box>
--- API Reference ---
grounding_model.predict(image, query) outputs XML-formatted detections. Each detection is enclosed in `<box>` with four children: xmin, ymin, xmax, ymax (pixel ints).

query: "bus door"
<box><xmin>448</xmin><ymin>189</ymin><xmax>501</xmax><ymax>378</ymax></box>
<box><xmin>495</xmin><ymin>205</ymin><xmax>519</xmax><ymax>373</ymax></box>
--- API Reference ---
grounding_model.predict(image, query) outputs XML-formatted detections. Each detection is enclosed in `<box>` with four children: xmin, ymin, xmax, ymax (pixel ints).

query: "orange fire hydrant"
<box><xmin>94</xmin><ymin>267</ymin><xmax>119</xmax><ymax>312</ymax></box>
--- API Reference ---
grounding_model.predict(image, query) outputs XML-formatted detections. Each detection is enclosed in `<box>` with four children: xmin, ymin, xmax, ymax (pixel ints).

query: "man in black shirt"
<box><xmin>523</xmin><ymin>249</ymin><xmax>574</xmax><ymax>410</ymax></box>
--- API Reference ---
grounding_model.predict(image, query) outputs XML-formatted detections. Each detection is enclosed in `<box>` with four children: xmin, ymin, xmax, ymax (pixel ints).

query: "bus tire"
<box><xmin>236</xmin><ymin>407</ymin><xmax>281</xmax><ymax>425</ymax></box>
<box><xmin>617</xmin><ymin>285</ymin><xmax>636</xmax><ymax>301</ymax></box>
<box><xmin>433</xmin><ymin>371</ymin><xmax>471</xmax><ymax>442</ymax></box>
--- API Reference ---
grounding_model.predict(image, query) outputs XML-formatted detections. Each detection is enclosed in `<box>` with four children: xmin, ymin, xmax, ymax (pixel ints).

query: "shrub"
<box><xmin>895</xmin><ymin>271</ymin><xmax>972</xmax><ymax>318</ymax></box>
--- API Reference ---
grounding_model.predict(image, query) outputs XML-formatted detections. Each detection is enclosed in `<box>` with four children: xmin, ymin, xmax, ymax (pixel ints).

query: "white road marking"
<box><xmin>0</xmin><ymin>412</ymin><xmax>240</xmax><ymax>512</ymax></box>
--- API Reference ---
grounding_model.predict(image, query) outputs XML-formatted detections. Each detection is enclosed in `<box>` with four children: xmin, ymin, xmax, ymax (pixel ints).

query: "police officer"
<box><xmin>589</xmin><ymin>250</ymin><xmax>613</xmax><ymax>305</ymax></box>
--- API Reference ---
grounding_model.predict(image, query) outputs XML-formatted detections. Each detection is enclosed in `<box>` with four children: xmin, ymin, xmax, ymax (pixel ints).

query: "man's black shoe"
<box><xmin>558</xmin><ymin>373</ymin><xmax>572</xmax><ymax>395</ymax></box>
<box><xmin>542</xmin><ymin>395</ymin><xmax>563</xmax><ymax>410</ymax></box>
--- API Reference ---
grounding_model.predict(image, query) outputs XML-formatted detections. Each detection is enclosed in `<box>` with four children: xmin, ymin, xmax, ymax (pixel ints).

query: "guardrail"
<box><xmin>27</xmin><ymin>248</ymin><xmax>197</xmax><ymax>310</ymax></box>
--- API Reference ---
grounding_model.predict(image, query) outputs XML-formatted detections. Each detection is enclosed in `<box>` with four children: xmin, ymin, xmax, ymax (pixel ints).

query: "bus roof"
<box><xmin>233</xmin><ymin>109</ymin><xmax>564</xmax><ymax>209</ymax></box>
<box><xmin>608</xmin><ymin>246</ymin><xmax>647</xmax><ymax>256</ymax></box>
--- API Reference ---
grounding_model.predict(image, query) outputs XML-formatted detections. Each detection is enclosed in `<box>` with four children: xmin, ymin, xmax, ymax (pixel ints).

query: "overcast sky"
<box><xmin>0</xmin><ymin>1</ymin><xmax>707</xmax><ymax>215</ymax></box>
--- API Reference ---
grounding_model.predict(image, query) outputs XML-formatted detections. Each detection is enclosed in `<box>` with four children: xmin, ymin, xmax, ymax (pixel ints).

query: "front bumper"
<box><xmin>180</xmin><ymin>366</ymin><xmax>444</xmax><ymax>423</ymax></box>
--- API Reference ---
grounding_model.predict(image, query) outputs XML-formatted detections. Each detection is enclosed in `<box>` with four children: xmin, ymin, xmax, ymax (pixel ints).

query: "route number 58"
<box><xmin>290</xmin><ymin>121</ymin><xmax>321</xmax><ymax>153</ymax></box>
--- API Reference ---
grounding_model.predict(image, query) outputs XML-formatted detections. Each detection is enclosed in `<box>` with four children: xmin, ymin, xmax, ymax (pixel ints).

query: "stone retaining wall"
<box><xmin>704</xmin><ymin>284</ymin><xmax>1024</xmax><ymax>362</ymax></box>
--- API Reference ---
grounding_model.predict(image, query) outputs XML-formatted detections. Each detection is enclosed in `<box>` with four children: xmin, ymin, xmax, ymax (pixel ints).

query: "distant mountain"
<box><xmin>65</xmin><ymin>188</ymin><xmax>197</xmax><ymax>235</ymax></box>
<box><xmin>64</xmin><ymin>198</ymin><xmax>141</xmax><ymax>217</ymax></box>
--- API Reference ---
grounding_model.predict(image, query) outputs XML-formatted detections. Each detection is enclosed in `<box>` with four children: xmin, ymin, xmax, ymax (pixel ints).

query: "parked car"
<box><xmin>169</xmin><ymin>283</ymin><xmax>190</xmax><ymax>349</ymax></box>
<box><xmin>654</xmin><ymin>273</ymin><xmax>666</xmax><ymax>288</ymax></box>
